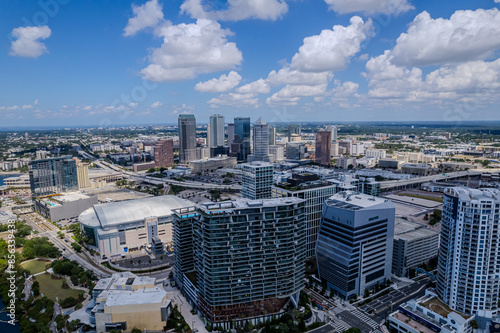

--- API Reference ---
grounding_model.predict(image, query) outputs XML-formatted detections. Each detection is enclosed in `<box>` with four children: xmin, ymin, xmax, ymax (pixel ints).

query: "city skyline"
<box><xmin>2</xmin><ymin>0</ymin><xmax>500</xmax><ymax>127</ymax></box>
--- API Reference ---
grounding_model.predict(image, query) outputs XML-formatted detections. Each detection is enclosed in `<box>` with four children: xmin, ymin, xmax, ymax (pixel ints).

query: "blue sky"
<box><xmin>1</xmin><ymin>0</ymin><xmax>500</xmax><ymax>127</ymax></box>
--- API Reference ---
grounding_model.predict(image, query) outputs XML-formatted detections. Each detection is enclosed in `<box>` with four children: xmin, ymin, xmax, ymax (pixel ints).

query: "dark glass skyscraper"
<box><xmin>29</xmin><ymin>156</ymin><xmax>78</xmax><ymax>197</ymax></box>
<box><xmin>233</xmin><ymin>117</ymin><xmax>251</xmax><ymax>161</ymax></box>
<box><xmin>178</xmin><ymin>114</ymin><xmax>197</xmax><ymax>163</ymax></box>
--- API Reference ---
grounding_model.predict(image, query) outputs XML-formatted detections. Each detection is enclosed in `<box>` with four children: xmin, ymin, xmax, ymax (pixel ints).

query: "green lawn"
<box><xmin>21</xmin><ymin>259</ymin><xmax>51</xmax><ymax>274</ymax></box>
<box><xmin>399</xmin><ymin>193</ymin><xmax>443</xmax><ymax>203</ymax></box>
<box><xmin>34</xmin><ymin>273</ymin><xmax>83</xmax><ymax>301</ymax></box>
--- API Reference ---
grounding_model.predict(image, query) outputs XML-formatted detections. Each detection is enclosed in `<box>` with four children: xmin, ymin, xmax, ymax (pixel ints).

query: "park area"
<box><xmin>21</xmin><ymin>259</ymin><xmax>52</xmax><ymax>274</ymax></box>
<box><xmin>34</xmin><ymin>272</ymin><xmax>83</xmax><ymax>301</ymax></box>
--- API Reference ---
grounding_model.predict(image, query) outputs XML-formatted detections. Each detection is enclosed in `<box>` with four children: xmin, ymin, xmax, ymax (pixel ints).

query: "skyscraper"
<box><xmin>178</xmin><ymin>114</ymin><xmax>197</xmax><ymax>163</ymax></box>
<box><xmin>173</xmin><ymin>197</ymin><xmax>306</xmax><ymax>329</ymax></box>
<box><xmin>327</xmin><ymin>125</ymin><xmax>338</xmax><ymax>141</ymax></box>
<box><xmin>227</xmin><ymin>123</ymin><xmax>234</xmax><ymax>149</ymax></box>
<box><xmin>76</xmin><ymin>161</ymin><xmax>90</xmax><ymax>189</ymax></box>
<box><xmin>154</xmin><ymin>139</ymin><xmax>174</xmax><ymax>167</ymax></box>
<box><xmin>268</xmin><ymin>126</ymin><xmax>276</xmax><ymax>146</ymax></box>
<box><xmin>241</xmin><ymin>162</ymin><xmax>273</xmax><ymax>199</ymax></box>
<box><xmin>315</xmin><ymin>131</ymin><xmax>331</xmax><ymax>165</ymax></box>
<box><xmin>234</xmin><ymin>117</ymin><xmax>251</xmax><ymax>161</ymax></box>
<box><xmin>288</xmin><ymin>124</ymin><xmax>301</xmax><ymax>141</ymax></box>
<box><xmin>29</xmin><ymin>156</ymin><xmax>79</xmax><ymax>197</ymax></box>
<box><xmin>209</xmin><ymin>114</ymin><xmax>225</xmax><ymax>147</ymax></box>
<box><xmin>248</xmin><ymin>117</ymin><xmax>272</xmax><ymax>163</ymax></box>
<box><xmin>437</xmin><ymin>187</ymin><xmax>500</xmax><ymax>316</ymax></box>
<box><xmin>316</xmin><ymin>191</ymin><xmax>395</xmax><ymax>299</ymax></box>
<box><xmin>286</xmin><ymin>142</ymin><xmax>306</xmax><ymax>160</ymax></box>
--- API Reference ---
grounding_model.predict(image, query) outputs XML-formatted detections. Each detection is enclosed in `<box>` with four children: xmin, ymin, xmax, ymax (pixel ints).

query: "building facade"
<box><xmin>248</xmin><ymin>117</ymin><xmax>272</xmax><ymax>163</ymax></box>
<box><xmin>437</xmin><ymin>187</ymin><xmax>500</xmax><ymax>317</ymax></box>
<box><xmin>173</xmin><ymin>198</ymin><xmax>306</xmax><ymax>328</ymax></box>
<box><xmin>29</xmin><ymin>156</ymin><xmax>79</xmax><ymax>197</ymax></box>
<box><xmin>288</xmin><ymin>124</ymin><xmax>301</xmax><ymax>141</ymax></box>
<box><xmin>154</xmin><ymin>139</ymin><xmax>174</xmax><ymax>168</ymax></box>
<box><xmin>178</xmin><ymin>114</ymin><xmax>197</xmax><ymax>163</ymax></box>
<box><xmin>315</xmin><ymin>131</ymin><xmax>331</xmax><ymax>166</ymax></box>
<box><xmin>392</xmin><ymin>218</ymin><xmax>439</xmax><ymax>277</ymax></box>
<box><xmin>268</xmin><ymin>145</ymin><xmax>284</xmax><ymax>163</ymax></box>
<box><xmin>234</xmin><ymin>117</ymin><xmax>251</xmax><ymax>161</ymax></box>
<box><xmin>316</xmin><ymin>191</ymin><xmax>395</xmax><ymax>299</ymax></box>
<box><xmin>241</xmin><ymin>162</ymin><xmax>274</xmax><ymax>200</ymax></box>
<box><xmin>209</xmin><ymin>114</ymin><xmax>225</xmax><ymax>148</ymax></box>
<box><xmin>268</xmin><ymin>126</ymin><xmax>276</xmax><ymax>146</ymax></box>
<box><xmin>286</xmin><ymin>142</ymin><xmax>306</xmax><ymax>160</ymax></box>
<box><xmin>273</xmin><ymin>179</ymin><xmax>337</xmax><ymax>259</ymax></box>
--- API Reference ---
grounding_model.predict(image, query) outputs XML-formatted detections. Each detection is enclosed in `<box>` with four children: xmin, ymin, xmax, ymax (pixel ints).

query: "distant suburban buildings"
<box><xmin>392</xmin><ymin>218</ymin><xmax>439</xmax><ymax>277</ymax></box>
<box><xmin>248</xmin><ymin>117</ymin><xmax>272</xmax><ymax>163</ymax></box>
<box><xmin>79</xmin><ymin>196</ymin><xmax>192</xmax><ymax>259</ymax></box>
<box><xmin>29</xmin><ymin>155</ymin><xmax>79</xmax><ymax>197</ymax></box>
<box><xmin>178</xmin><ymin>114</ymin><xmax>197</xmax><ymax>163</ymax></box>
<box><xmin>154</xmin><ymin>139</ymin><xmax>174</xmax><ymax>168</ymax></box>
<box><xmin>173</xmin><ymin>198</ymin><xmax>306</xmax><ymax>329</ymax></box>
<box><xmin>437</xmin><ymin>187</ymin><xmax>500</xmax><ymax>317</ymax></box>
<box><xmin>241</xmin><ymin>162</ymin><xmax>274</xmax><ymax>200</ymax></box>
<box><xmin>315</xmin><ymin>131</ymin><xmax>331</xmax><ymax>166</ymax></box>
<box><xmin>91</xmin><ymin>272</ymin><xmax>171</xmax><ymax>333</ymax></box>
<box><xmin>209</xmin><ymin>114</ymin><xmax>225</xmax><ymax>148</ymax></box>
<box><xmin>317</xmin><ymin>191</ymin><xmax>395</xmax><ymax>299</ymax></box>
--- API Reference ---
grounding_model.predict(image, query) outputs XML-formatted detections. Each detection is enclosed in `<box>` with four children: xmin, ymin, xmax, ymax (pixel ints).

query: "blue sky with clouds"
<box><xmin>1</xmin><ymin>0</ymin><xmax>500</xmax><ymax>127</ymax></box>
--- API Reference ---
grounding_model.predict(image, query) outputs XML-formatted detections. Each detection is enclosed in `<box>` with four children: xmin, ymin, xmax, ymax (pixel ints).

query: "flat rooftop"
<box><xmin>101</xmin><ymin>287</ymin><xmax>167</xmax><ymax>307</ymax></box>
<box><xmin>325</xmin><ymin>191</ymin><xmax>392</xmax><ymax>210</ymax></box>
<box><xmin>419</xmin><ymin>295</ymin><xmax>470</xmax><ymax>319</ymax></box>
<box><xmin>394</xmin><ymin>218</ymin><xmax>439</xmax><ymax>241</ymax></box>
<box><xmin>83</xmin><ymin>187</ymin><xmax>152</xmax><ymax>202</ymax></box>
<box><xmin>390</xmin><ymin>311</ymin><xmax>435</xmax><ymax>333</ymax></box>
<box><xmin>198</xmin><ymin>197</ymin><xmax>304</xmax><ymax>213</ymax></box>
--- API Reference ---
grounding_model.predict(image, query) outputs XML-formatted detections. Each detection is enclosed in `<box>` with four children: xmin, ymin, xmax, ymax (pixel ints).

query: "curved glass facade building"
<box><xmin>437</xmin><ymin>187</ymin><xmax>500</xmax><ymax>317</ymax></box>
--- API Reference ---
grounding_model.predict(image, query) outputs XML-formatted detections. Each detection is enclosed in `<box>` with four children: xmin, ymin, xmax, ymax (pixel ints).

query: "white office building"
<box><xmin>241</xmin><ymin>162</ymin><xmax>273</xmax><ymax>200</ymax></box>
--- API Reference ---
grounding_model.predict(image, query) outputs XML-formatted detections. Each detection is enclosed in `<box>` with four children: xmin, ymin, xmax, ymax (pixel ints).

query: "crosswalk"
<box><xmin>329</xmin><ymin>319</ymin><xmax>350</xmax><ymax>333</ymax></box>
<box><xmin>350</xmin><ymin>309</ymin><xmax>381</xmax><ymax>329</ymax></box>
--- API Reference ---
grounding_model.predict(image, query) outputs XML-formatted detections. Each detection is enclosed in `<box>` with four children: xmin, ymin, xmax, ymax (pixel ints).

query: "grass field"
<box><xmin>35</xmin><ymin>273</ymin><xmax>83</xmax><ymax>301</ymax></box>
<box><xmin>21</xmin><ymin>259</ymin><xmax>51</xmax><ymax>274</ymax></box>
<box><xmin>398</xmin><ymin>193</ymin><xmax>443</xmax><ymax>203</ymax></box>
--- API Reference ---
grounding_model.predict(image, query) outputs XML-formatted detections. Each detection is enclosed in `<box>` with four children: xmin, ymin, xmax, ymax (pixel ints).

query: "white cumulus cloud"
<box><xmin>10</xmin><ymin>26</ymin><xmax>51</xmax><ymax>58</ymax></box>
<box><xmin>391</xmin><ymin>9</ymin><xmax>500</xmax><ymax>66</ymax></box>
<box><xmin>236</xmin><ymin>79</ymin><xmax>270</xmax><ymax>94</ymax></box>
<box><xmin>324</xmin><ymin>0</ymin><xmax>413</xmax><ymax>15</ymax></box>
<box><xmin>181</xmin><ymin>0</ymin><xmax>288</xmax><ymax>21</ymax></box>
<box><xmin>140</xmin><ymin>19</ymin><xmax>243</xmax><ymax>81</ymax></box>
<box><xmin>195</xmin><ymin>71</ymin><xmax>242</xmax><ymax>92</ymax></box>
<box><xmin>290</xmin><ymin>16</ymin><xmax>373</xmax><ymax>72</ymax></box>
<box><xmin>124</xmin><ymin>0</ymin><xmax>164</xmax><ymax>36</ymax></box>
<box><xmin>207</xmin><ymin>93</ymin><xmax>259</xmax><ymax>108</ymax></box>
<box><xmin>150</xmin><ymin>101</ymin><xmax>164</xmax><ymax>108</ymax></box>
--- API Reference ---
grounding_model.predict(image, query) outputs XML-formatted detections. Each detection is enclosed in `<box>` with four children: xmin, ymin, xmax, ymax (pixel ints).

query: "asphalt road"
<box><xmin>362</xmin><ymin>276</ymin><xmax>433</xmax><ymax>322</ymax></box>
<box><xmin>309</xmin><ymin>323</ymin><xmax>336</xmax><ymax>333</ymax></box>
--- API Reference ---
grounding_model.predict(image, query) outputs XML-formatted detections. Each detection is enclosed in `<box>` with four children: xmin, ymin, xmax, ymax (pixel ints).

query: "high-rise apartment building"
<box><xmin>273</xmin><ymin>177</ymin><xmax>337</xmax><ymax>259</ymax></box>
<box><xmin>288</xmin><ymin>124</ymin><xmax>301</xmax><ymax>141</ymax></box>
<box><xmin>234</xmin><ymin>117</ymin><xmax>251</xmax><ymax>161</ymax></box>
<box><xmin>248</xmin><ymin>117</ymin><xmax>272</xmax><ymax>163</ymax></box>
<box><xmin>437</xmin><ymin>187</ymin><xmax>500</xmax><ymax>316</ymax></box>
<box><xmin>154</xmin><ymin>139</ymin><xmax>174</xmax><ymax>167</ymax></box>
<box><xmin>178</xmin><ymin>114</ymin><xmax>197</xmax><ymax>163</ymax></box>
<box><xmin>317</xmin><ymin>191</ymin><xmax>395</xmax><ymax>299</ymax></box>
<box><xmin>76</xmin><ymin>161</ymin><xmax>90</xmax><ymax>189</ymax></box>
<box><xmin>209</xmin><ymin>114</ymin><xmax>225</xmax><ymax>147</ymax></box>
<box><xmin>315</xmin><ymin>131</ymin><xmax>331</xmax><ymax>166</ymax></box>
<box><xmin>29</xmin><ymin>156</ymin><xmax>79</xmax><ymax>197</ymax></box>
<box><xmin>241</xmin><ymin>162</ymin><xmax>273</xmax><ymax>199</ymax></box>
<box><xmin>173</xmin><ymin>198</ymin><xmax>306</xmax><ymax>329</ymax></box>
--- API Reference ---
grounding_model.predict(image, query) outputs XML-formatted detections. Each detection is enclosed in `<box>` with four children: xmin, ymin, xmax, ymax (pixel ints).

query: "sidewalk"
<box><xmin>165</xmin><ymin>288</ymin><xmax>208</xmax><ymax>333</ymax></box>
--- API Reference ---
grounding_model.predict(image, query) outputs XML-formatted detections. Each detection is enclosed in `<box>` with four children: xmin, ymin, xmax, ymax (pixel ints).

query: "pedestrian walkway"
<box><xmin>329</xmin><ymin>319</ymin><xmax>350</xmax><ymax>333</ymax></box>
<box><xmin>350</xmin><ymin>310</ymin><xmax>380</xmax><ymax>330</ymax></box>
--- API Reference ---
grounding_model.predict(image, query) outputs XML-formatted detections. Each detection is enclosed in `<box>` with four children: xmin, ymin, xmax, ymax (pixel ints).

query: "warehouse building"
<box><xmin>35</xmin><ymin>191</ymin><xmax>98</xmax><ymax>222</ymax></box>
